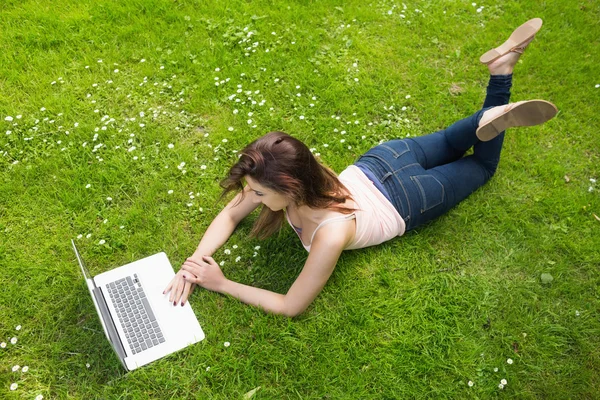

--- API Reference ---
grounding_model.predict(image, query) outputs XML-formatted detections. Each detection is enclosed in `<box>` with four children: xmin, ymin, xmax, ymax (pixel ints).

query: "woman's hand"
<box><xmin>163</xmin><ymin>269</ymin><xmax>196</xmax><ymax>306</ymax></box>
<box><xmin>180</xmin><ymin>256</ymin><xmax>227</xmax><ymax>292</ymax></box>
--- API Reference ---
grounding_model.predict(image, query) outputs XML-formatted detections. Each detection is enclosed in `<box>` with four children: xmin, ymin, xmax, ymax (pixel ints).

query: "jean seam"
<box><xmin>380</xmin><ymin>142</ymin><xmax>409</xmax><ymax>158</ymax></box>
<box><xmin>361</xmin><ymin>153</ymin><xmax>412</xmax><ymax>219</ymax></box>
<box><xmin>410</xmin><ymin>175</ymin><xmax>445</xmax><ymax>213</ymax></box>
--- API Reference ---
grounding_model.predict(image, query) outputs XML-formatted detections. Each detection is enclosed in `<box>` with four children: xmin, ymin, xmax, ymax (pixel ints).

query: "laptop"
<box><xmin>71</xmin><ymin>239</ymin><xmax>205</xmax><ymax>371</ymax></box>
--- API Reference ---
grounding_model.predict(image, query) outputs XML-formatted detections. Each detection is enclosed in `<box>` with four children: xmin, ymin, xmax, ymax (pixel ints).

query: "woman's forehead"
<box><xmin>245</xmin><ymin>176</ymin><xmax>270</xmax><ymax>192</ymax></box>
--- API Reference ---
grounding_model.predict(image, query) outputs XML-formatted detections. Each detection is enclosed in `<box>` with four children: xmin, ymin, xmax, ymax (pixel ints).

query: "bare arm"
<box><xmin>191</xmin><ymin>187</ymin><xmax>260</xmax><ymax>258</ymax></box>
<box><xmin>164</xmin><ymin>187</ymin><xmax>259</xmax><ymax>304</ymax></box>
<box><xmin>181</xmin><ymin>219</ymin><xmax>354</xmax><ymax>317</ymax></box>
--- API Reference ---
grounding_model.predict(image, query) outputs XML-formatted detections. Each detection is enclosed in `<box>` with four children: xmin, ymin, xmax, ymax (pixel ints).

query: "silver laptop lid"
<box><xmin>71</xmin><ymin>240</ymin><xmax>128</xmax><ymax>370</ymax></box>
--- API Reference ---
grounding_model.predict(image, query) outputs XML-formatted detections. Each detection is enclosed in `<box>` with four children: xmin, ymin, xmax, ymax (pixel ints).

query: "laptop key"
<box><xmin>141</xmin><ymin>298</ymin><xmax>157</xmax><ymax>322</ymax></box>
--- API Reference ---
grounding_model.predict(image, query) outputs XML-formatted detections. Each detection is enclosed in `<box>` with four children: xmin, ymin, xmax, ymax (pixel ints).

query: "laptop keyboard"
<box><xmin>107</xmin><ymin>274</ymin><xmax>165</xmax><ymax>355</ymax></box>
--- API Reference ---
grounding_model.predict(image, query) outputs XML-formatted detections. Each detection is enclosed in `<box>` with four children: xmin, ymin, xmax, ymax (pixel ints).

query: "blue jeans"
<box><xmin>355</xmin><ymin>74</ymin><xmax>512</xmax><ymax>231</ymax></box>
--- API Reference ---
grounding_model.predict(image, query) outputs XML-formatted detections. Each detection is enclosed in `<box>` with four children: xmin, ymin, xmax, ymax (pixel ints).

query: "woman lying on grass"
<box><xmin>164</xmin><ymin>18</ymin><xmax>557</xmax><ymax>317</ymax></box>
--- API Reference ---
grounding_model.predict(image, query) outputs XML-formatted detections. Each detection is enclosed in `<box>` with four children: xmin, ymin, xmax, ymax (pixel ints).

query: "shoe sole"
<box><xmin>479</xmin><ymin>18</ymin><xmax>543</xmax><ymax>64</ymax></box>
<box><xmin>476</xmin><ymin>100</ymin><xmax>558</xmax><ymax>142</ymax></box>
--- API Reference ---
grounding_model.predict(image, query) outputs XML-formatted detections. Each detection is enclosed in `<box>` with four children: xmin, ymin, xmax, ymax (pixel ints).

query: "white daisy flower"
<box><xmin>494</xmin><ymin>367</ymin><xmax>498</xmax><ymax>372</ymax></box>
<box><xmin>501</xmin><ymin>379</ymin><xmax>507</xmax><ymax>385</ymax></box>
<box><xmin>507</xmin><ymin>358</ymin><xmax>513</xmax><ymax>364</ymax></box>
<box><xmin>12</xmin><ymin>365</ymin><xmax>20</xmax><ymax>372</ymax></box>
<box><xmin>10</xmin><ymin>383</ymin><xmax>18</xmax><ymax>391</ymax></box>
<box><xmin>0</xmin><ymin>342</ymin><xmax>6</xmax><ymax>348</ymax></box>
<box><xmin>405</xmin><ymin>95</ymin><xmax>411</xmax><ymax>99</ymax></box>
<box><xmin>4</xmin><ymin>116</ymin><xmax>13</xmax><ymax>121</ymax></box>
<box><xmin>206</xmin><ymin>366</ymin><xmax>210</xmax><ymax>371</ymax></box>
<box><xmin>11</xmin><ymin>337</ymin><xmax>17</xmax><ymax>344</ymax></box>
<box><xmin>99</xmin><ymin>239</ymin><xmax>106</xmax><ymax>245</ymax></box>
<box><xmin>224</xmin><ymin>249</ymin><xmax>231</xmax><ymax>255</ymax></box>
<box><xmin>15</xmin><ymin>325</ymin><xmax>21</xmax><ymax>331</ymax></box>
<box><xmin>468</xmin><ymin>381</ymin><xmax>474</xmax><ymax>387</ymax></box>
<box><xmin>498</xmin><ymin>384</ymin><xmax>504</xmax><ymax>389</ymax></box>
<box><xmin>224</xmin><ymin>341</ymin><xmax>231</xmax><ymax>347</ymax></box>
<box><xmin>22</xmin><ymin>366</ymin><xmax>29</xmax><ymax>373</ymax></box>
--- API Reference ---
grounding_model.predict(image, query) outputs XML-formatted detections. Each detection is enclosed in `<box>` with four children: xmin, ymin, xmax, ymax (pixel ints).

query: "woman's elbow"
<box><xmin>279</xmin><ymin>300</ymin><xmax>307</xmax><ymax>318</ymax></box>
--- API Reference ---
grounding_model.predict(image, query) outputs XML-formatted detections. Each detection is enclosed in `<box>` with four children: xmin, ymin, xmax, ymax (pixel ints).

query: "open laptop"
<box><xmin>71</xmin><ymin>239</ymin><xmax>205</xmax><ymax>371</ymax></box>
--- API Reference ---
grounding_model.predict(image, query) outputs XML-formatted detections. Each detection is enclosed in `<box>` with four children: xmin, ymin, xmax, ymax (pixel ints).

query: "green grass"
<box><xmin>1</xmin><ymin>0</ymin><xmax>599</xmax><ymax>398</ymax></box>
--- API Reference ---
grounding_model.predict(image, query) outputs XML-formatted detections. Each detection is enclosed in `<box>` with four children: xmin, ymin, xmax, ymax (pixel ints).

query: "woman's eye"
<box><xmin>255</xmin><ymin>192</ymin><xmax>264</xmax><ymax>197</ymax></box>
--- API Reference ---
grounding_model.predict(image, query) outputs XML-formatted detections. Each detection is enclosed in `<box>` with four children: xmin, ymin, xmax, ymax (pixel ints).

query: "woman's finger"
<box><xmin>186</xmin><ymin>257</ymin><xmax>207</xmax><ymax>267</ymax></box>
<box><xmin>163</xmin><ymin>276</ymin><xmax>175</xmax><ymax>295</ymax></box>
<box><xmin>174</xmin><ymin>277</ymin><xmax>186</xmax><ymax>305</ymax></box>
<box><xmin>182</xmin><ymin>263</ymin><xmax>205</xmax><ymax>275</ymax></box>
<box><xmin>168</xmin><ymin>276</ymin><xmax>179</xmax><ymax>303</ymax></box>
<box><xmin>180</xmin><ymin>281</ymin><xmax>192</xmax><ymax>306</ymax></box>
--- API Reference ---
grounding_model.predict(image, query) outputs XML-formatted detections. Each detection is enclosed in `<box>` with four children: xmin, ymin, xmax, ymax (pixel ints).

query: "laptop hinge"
<box><xmin>92</xmin><ymin>286</ymin><xmax>129</xmax><ymax>370</ymax></box>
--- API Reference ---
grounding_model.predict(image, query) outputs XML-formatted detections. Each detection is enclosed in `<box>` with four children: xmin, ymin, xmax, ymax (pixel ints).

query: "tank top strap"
<box><xmin>308</xmin><ymin>213</ymin><xmax>356</xmax><ymax>245</ymax></box>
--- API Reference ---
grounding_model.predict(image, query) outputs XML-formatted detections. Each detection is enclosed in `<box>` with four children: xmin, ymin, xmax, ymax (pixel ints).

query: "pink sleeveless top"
<box><xmin>285</xmin><ymin>165</ymin><xmax>406</xmax><ymax>252</ymax></box>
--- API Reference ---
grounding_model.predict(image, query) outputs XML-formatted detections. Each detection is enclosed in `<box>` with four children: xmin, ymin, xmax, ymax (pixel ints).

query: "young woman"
<box><xmin>164</xmin><ymin>18</ymin><xmax>557</xmax><ymax>317</ymax></box>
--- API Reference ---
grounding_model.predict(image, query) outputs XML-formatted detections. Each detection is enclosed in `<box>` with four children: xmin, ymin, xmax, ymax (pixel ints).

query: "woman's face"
<box><xmin>245</xmin><ymin>176</ymin><xmax>290</xmax><ymax>212</ymax></box>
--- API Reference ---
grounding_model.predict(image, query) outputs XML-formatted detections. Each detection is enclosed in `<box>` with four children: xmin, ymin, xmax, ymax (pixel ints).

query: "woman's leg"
<box><xmin>354</xmin><ymin>96</ymin><xmax>556</xmax><ymax>231</ymax></box>
<box><xmin>405</xmin><ymin>74</ymin><xmax>512</xmax><ymax>171</ymax></box>
<box><xmin>404</xmin><ymin>18</ymin><xmax>540</xmax><ymax>171</ymax></box>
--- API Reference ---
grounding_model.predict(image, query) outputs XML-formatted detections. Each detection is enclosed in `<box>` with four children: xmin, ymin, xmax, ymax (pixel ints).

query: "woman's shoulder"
<box><xmin>298</xmin><ymin>201</ymin><xmax>355</xmax><ymax>221</ymax></box>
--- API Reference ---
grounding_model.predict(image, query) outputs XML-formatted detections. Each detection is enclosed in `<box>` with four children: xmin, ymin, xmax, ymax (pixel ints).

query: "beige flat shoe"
<box><xmin>480</xmin><ymin>18</ymin><xmax>543</xmax><ymax>64</ymax></box>
<box><xmin>476</xmin><ymin>100</ymin><xmax>558</xmax><ymax>142</ymax></box>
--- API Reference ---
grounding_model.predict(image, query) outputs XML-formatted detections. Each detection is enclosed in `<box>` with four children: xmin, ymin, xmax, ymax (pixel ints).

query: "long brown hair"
<box><xmin>220</xmin><ymin>131</ymin><xmax>353</xmax><ymax>239</ymax></box>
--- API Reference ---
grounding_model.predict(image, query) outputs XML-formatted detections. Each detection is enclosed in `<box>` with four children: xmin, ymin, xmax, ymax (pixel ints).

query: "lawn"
<box><xmin>1</xmin><ymin>0</ymin><xmax>599</xmax><ymax>398</ymax></box>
